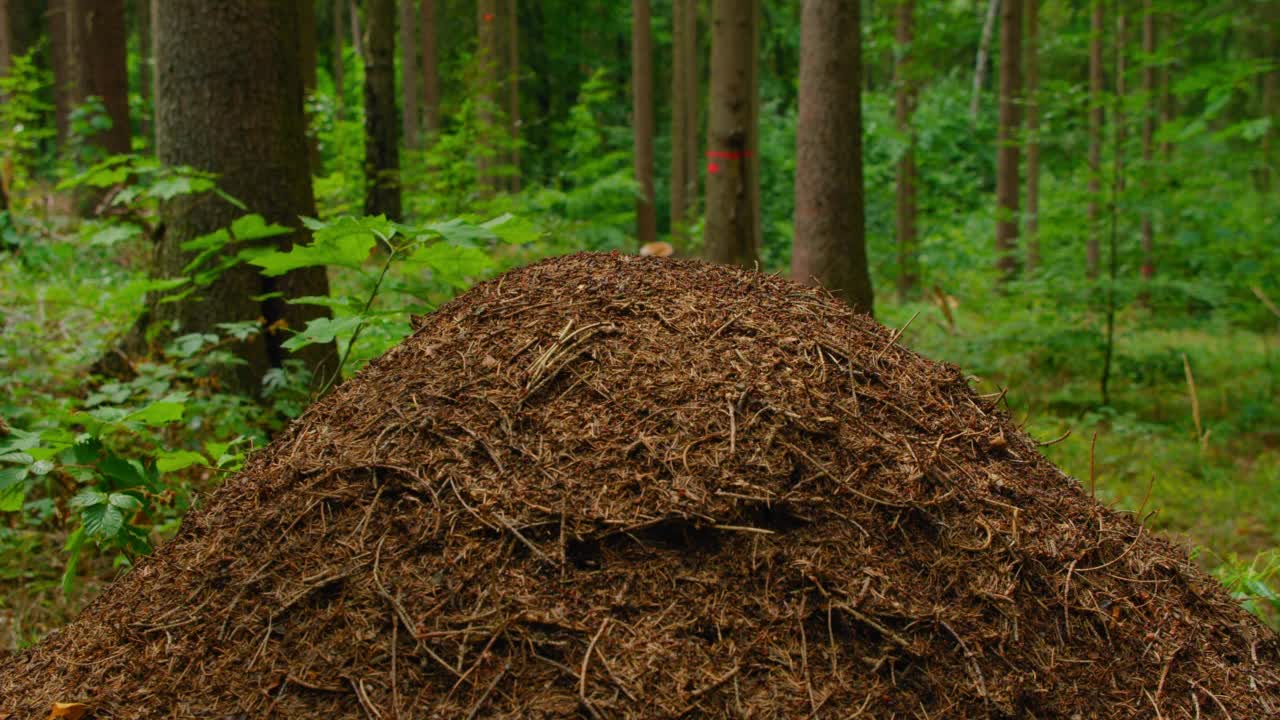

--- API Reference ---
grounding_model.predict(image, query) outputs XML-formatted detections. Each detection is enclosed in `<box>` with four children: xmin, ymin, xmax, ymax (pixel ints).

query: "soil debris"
<box><xmin>2</xmin><ymin>252</ymin><xmax>1276</xmax><ymax>718</ymax></box>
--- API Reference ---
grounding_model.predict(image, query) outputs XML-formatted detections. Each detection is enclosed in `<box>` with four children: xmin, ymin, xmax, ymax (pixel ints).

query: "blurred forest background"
<box><xmin>0</xmin><ymin>0</ymin><xmax>1277</xmax><ymax>648</ymax></box>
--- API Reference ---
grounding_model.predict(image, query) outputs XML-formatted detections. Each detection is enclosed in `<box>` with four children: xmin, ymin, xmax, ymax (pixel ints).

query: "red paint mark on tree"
<box><xmin>483</xmin><ymin>12</ymin><xmax>495</xmax><ymax>22</ymax></box>
<box><xmin>707</xmin><ymin>161</ymin><xmax>721</xmax><ymax>174</ymax></box>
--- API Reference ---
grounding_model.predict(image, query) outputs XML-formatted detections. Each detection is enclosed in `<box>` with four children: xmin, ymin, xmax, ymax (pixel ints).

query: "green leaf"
<box><xmin>108</xmin><ymin>492</ymin><xmax>143</xmax><ymax>513</ymax></box>
<box><xmin>155</xmin><ymin>450</ymin><xmax>207</xmax><ymax>472</ymax></box>
<box><xmin>82</xmin><ymin>502</ymin><xmax>125</xmax><ymax>540</ymax></box>
<box><xmin>231</xmin><ymin>214</ymin><xmax>293</xmax><ymax>242</ymax></box>
<box><xmin>124</xmin><ymin>397</ymin><xmax>187</xmax><ymax>426</ymax></box>
<box><xmin>0</xmin><ymin>466</ymin><xmax>28</xmax><ymax>512</ymax></box>
<box><xmin>29</xmin><ymin>459</ymin><xmax>54</xmax><ymax>476</ymax></box>
<box><xmin>98</xmin><ymin>456</ymin><xmax>145</xmax><ymax>486</ymax></box>
<box><xmin>280</xmin><ymin>315</ymin><xmax>364</xmax><ymax>351</ymax></box>
<box><xmin>242</xmin><ymin>228</ymin><xmax>376</xmax><ymax>275</ymax></box>
<box><xmin>69</xmin><ymin>488</ymin><xmax>108</xmax><ymax>510</ymax></box>
<box><xmin>62</xmin><ymin>528</ymin><xmax>85</xmax><ymax>596</ymax></box>
<box><xmin>147</xmin><ymin>175</ymin><xmax>215</xmax><ymax>200</ymax></box>
<box><xmin>408</xmin><ymin>242</ymin><xmax>493</xmax><ymax>289</ymax></box>
<box><xmin>482</xmin><ymin>213</ymin><xmax>540</xmax><ymax>244</ymax></box>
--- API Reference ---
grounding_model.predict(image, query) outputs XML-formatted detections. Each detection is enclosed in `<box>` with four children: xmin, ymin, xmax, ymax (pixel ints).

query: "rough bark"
<box><xmin>1024</xmin><ymin>0</ymin><xmax>1040</xmax><ymax>272</ymax></box>
<box><xmin>970</xmin><ymin>0</ymin><xmax>998</xmax><ymax>122</ymax></box>
<box><xmin>66</xmin><ymin>0</ymin><xmax>130</xmax><ymax>156</ymax></box>
<box><xmin>400</xmin><ymin>0</ymin><xmax>421</xmax><ymax>150</ymax></box>
<box><xmin>894</xmin><ymin>0</ymin><xmax>918</xmax><ymax>299</ymax></box>
<box><xmin>1087</xmin><ymin>0</ymin><xmax>1103</xmax><ymax>279</ymax></box>
<box><xmin>48</xmin><ymin>0</ymin><xmax>72</xmax><ymax>144</ymax></box>
<box><xmin>670</xmin><ymin>0</ymin><xmax>699</xmax><ymax>244</ymax></box>
<box><xmin>704</xmin><ymin>0</ymin><xmax>760</xmax><ymax>268</ymax></box>
<box><xmin>420</xmin><ymin>0</ymin><xmax>438</xmax><ymax>136</ymax></box>
<box><xmin>632</xmin><ymin>0</ymin><xmax>657</xmax><ymax>247</ymax></box>
<box><xmin>476</xmin><ymin>0</ymin><xmax>500</xmax><ymax>195</ymax></box>
<box><xmin>150</xmin><ymin>0</ymin><xmax>333</xmax><ymax>393</ymax></box>
<box><xmin>1140</xmin><ymin>0</ymin><xmax>1155</xmax><ymax>282</ymax></box>
<box><xmin>994</xmin><ymin>0</ymin><xmax>1021</xmax><ymax>279</ymax></box>
<box><xmin>792</xmin><ymin>0</ymin><xmax>873</xmax><ymax>315</ymax></box>
<box><xmin>363</xmin><ymin>0</ymin><xmax>400</xmax><ymax>218</ymax></box>
<box><xmin>149</xmin><ymin>0</ymin><xmax>158</xmax><ymax>132</ymax></box>
<box><xmin>135</xmin><ymin>0</ymin><xmax>151</xmax><ymax>142</ymax></box>
<box><xmin>300</xmin><ymin>0</ymin><xmax>320</xmax><ymax>173</ymax></box>
<box><xmin>350</xmin><ymin>0</ymin><xmax>364</xmax><ymax>65</ymax></box>
<box><xmin>683</xmin><ymin>0</ymin><xmax>698</xmax><ymax>221</ymax></box>
<box><xmin>671</xmin><ymin>0</ymin><xmax>689</xmax><ymax>242</ymax></box>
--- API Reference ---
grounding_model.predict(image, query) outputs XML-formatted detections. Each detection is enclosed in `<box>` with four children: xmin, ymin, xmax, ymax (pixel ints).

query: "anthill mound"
<box><xmin>2</xmin><ymin>253</ymin><xmax>1277</xmax><ymax>718</ymax></box>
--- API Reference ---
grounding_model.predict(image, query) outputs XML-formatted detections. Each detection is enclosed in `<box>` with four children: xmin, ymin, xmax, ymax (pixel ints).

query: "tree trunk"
<box><xmin>970</xmin><ymin>0</ymin><xmax>998</xmax><ymax>122</ymax></box>
<box><xmin>149</xmin><ymin>0</ymin><xmax>159</xmax><ymax>134</ymax></box>
<box><xmin>363</xmin><ymin>0</ymin><xmax>400</xmax><ymax>218</ymax></box>
<box><xmin>1260</xmin><ymin>2</ymin><xmax>1277</xmax><ymax>190</ymax></box>
<box><xmin>704</xmin><ymin>0</ymin><xmax>760</xmax><ymax>268</ymax></box>
<box><xmin>1087</xmin><ymin>0</ymin><xmax>1103</xmax><ymax>279</ymax></box>
<box><xmin>682</xmin><ymin>0</ymin><xmax>698</xmax><ymax>224</ymax></box>
<box><xmin>333</xmin><ymin>0</ymin><xmax>345</xmax><ymax>113</ymax></box>
<box><xmin>420</xmin><ymin>0</ymin><xmax>438</xmax><ymax>136</ymax></box>
<box><xmin>1114</xmin><ymin>9</ymin><xmax>1126</xmax><ymax>209</ymax></box>
<box><xmin>63</xmin><ymin>0</ymin><xmax>130</xmax><ymax>156</ymax></box>
<box><xmin>670</xmin><ymin>0</ymin><xmax>698</xmax><ymax>245</ymax></box>
<box><xmin>350</xmin><ymin>0</ymin><xmax>364</xmax><ymax>65</ymax></box>
<box><xmin>894</xmin><ymin>0</ymin><xmax>917</xmax><ymax>299</ymax></box>
<box><xmin>671</xmin><ymin>0</ymin><xmax>689</xmax><ymax>243</ymax></box>
<box><xmin>48</xmin><ymin>0</ymin><xmax>72</xmax><ymax>145</ymax></box>
<box><xmin>1024</xmin><ymin>0</ymin><xmax>1040</xmax><ymax>272</ymax></box>
<box><xmin>476</xmin><ymin>0</ymin><xmax>499</xmax><ymax>195</ymax></box>
<box><xmin>151</xmin><ymin>0</ymin><xmax>332</xmax><ymax>393</ymax></box>
<box><xmin>1140</xmin><ymin>0</ymin><xmax>1155</xmax><ymax>283</ymax></box>
<box><xmin>792</xmin><ymin>0</ymin><xmax>873</xmax><ymax>315</ymax></box>
<box><xmin>632</xmin><ymin>0</ymin><xmax>657</xmax><ymax>247</ymax></box>
<box><xmin>300</xmin><ymin>0</ymin><xmax>320</xmax><ymax>173</ymax></box>
<box><xmin>994</xmin><ymin>0</ymin><xmax>1021</xmax><ymax>279</ymax></box>
<box><xmin>136</xmin><ymin>0</ymin><xmax>152</xmax><ymax>142</ymax></box>
<box><xmin>399</xmin><ymin>0</ymin><xmax>421</xmax><ymax>150</ymax></box>
<box><xmin>505</xmin><ymin>0</ymin><xmax>519</xmax><ymax>191</ymax></box>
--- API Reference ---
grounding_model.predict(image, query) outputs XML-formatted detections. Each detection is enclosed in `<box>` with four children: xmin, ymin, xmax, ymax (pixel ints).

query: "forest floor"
<box><xmin>2</xmin><ymin>237</ymin><xmax>1278</xmax><ymax>651</ymax></box>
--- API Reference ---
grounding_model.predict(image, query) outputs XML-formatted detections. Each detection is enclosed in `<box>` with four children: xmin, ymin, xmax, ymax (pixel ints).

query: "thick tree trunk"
<box><xmin>420</xmin><ymin>0</ymin><xmax>438</xmax><ymax>136</ymax></box>
<box><xmin>151</xmin><ymin>0</ymin><xmax>332</xmax><ymax>393</ymax></box>
<box><xmin>363</xmin><ymin>0</ymin><xmax>400</xmax><ymax>218</ymax></box>
<box><xmin>994</xmin><ymin>0</ymin><xmax>1021</xmax><ymax>279</ymax></box>
<box><xmin>349</xmin><ymin>0</ymin><xmax>364</xmax><ymax>65</ymax></box>
<box><xmin>792</xmin><ymin>0</ymin><xmax>873</xmax><ymax>315</ymax></box>
<box><xmin>682</xmin><ymin>0</ymin><xmax>698</xmax><ymax>222</ymax></box>
<box><xmin>67</xmin><ymin>0</ymin><xmax>130</xmax><ymax>156</ymax></box>
<box><xmin>48</xmin><ymin>0</ymin><xmax>72</xmax><ymax>145</ymax></box>
<box><xmin>970</xmin><ymin>0</ymin><xmax>998</xmax><ymax>122</ymax></box>
<box><xmin>333</xmin><ymin>0</ymin><xmax>345</xmax><ymax>113</ymax></box>
<box><xmin>671</xmin><ymin>0</ymin><xmax>689</xmax><ymax>243</ymax></box>
<box><xmin>300</xmin><ymin>0</ymin><xmax>320</xmax><ymax>173</ymax></box>
<box><xmin>670</xmin><ymin>0</ymin><xmax>698</xmax><ymax>244</ymax></box>
<box><xmin>136</xmin><ymin>0</ymin><xmax>151</xmax><ymax>142</ymax></box>
<box><xmin>1087</xmin><ymin>0</ymin><xmax>1103</xmax><ymax>279</ymax></box>
<box><xmin>505</xmin><ymin>0</ymin><xmax>519</xmax><ymax>191</ymax></box>
<box><xmin>1140</xmin><ymin>0</ymin><xmax>1155</xmax><ymax>283</ymax></box>
<box><xmin>400</xmin><ymin>0</ymin><xmax>421</xmax><ymax>150</ymax></box>
<box><xmin>632</xmin><ymin>0</ymin><xmax>656</xmax><ymax>247</ymax></box>
<box><xmin>1024</xmin><ymin>0</ymin><xmax>1040</xmax><ymax>272</ymax></box>
<box><xmin>894</xmin><ymin>0</ymin><xmax>918</xmax><ymax>299</ymax></box>
<box><xmin>476</xmin><ymin>0</ymin><xmax>499</xmax><ymax>195</ymax></box>
<box><xmin>704</xmin><ymin>0</ymin><xmax>760</xmax><ymax>268</ymax></box>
